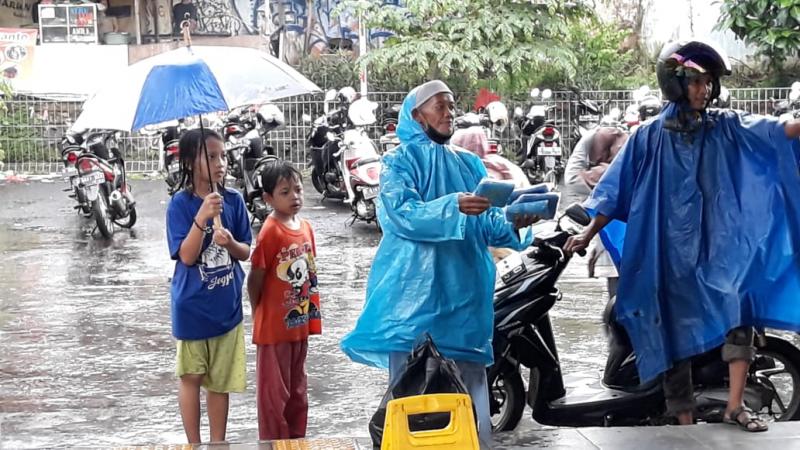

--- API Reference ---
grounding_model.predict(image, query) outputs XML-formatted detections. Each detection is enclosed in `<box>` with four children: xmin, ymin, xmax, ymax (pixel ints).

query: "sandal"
<box><xmin>723</xmin><ymin>406</ymin><xmax>768</xmax><ymax>432</ymax></box>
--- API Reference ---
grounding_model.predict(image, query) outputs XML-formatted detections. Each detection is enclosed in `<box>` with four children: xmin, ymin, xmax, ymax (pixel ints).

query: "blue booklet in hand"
<box><xmin>507</xmin><ymin>183</ymin><xmax>551</xmax><ymax>204</ymax></box>
<box><xmin>505</xmin><ymin>192</ymin><xmax>560</xmax><ymax>221</ymax></box>
<box><xmin>474</xmin><ymin>179</ymin><xmax>515</xmax><ymax>207</ymax></box>
<box><xmin>473</xmin><ymin>179</ymin><xmax>560</xmax><ymax>221</ymax></box>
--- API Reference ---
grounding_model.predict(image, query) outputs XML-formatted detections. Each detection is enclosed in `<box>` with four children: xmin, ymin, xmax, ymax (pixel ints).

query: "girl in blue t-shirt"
<box><xmin>165</xmin><ymin>128</ymin><xmax>252</xmax><ymax>443</ymax></box>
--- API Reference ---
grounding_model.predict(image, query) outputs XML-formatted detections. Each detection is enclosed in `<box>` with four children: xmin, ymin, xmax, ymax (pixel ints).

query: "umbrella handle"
<box><xmin>181</xmin><ymin>13</ymin><xmax>193</xmax><ymax>47</ymax></box>
<box><xmin>213</xmin><ymin>215</ymin><xmax>222</xmax><ymax>230</ymax></box>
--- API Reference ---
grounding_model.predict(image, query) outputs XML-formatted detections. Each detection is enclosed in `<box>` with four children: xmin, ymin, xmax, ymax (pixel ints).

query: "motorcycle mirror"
<box><xmin>564</xmin><ymin>203</ymin><xmax>591</xmax><ymax>226</ymax></box>
<box><xmin>530</xmin><ymin>88</ymin><xmax>540</xmax><ymax>99</ymax></box>
<box><xmin>541</xmin><ymin>89</ymin><xmax>553</xmax><ymax>100</ymax></box>
<box><xmin>302</xmin><ymin>114</ymin><xmax>312</xmax><ymax>124</ymax></box>
<box><xmin>513</xmin><ymin>106</ymin><xmax>524</xmax><ymax>118</ymax></box>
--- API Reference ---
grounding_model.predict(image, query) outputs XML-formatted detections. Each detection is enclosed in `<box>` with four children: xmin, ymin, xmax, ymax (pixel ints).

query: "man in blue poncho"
<box><xmin>565</xmin><ymin>40</ymin><xmax>800</xmax><ymax>432</ymax></box>
<box><xmin>340</xmin><ymin>80</ymin><xmax>535</xmax><ymax>443</ymax></box>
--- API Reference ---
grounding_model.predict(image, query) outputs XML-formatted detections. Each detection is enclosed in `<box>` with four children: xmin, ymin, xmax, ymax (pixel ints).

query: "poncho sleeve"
<box><xmin>466</xmin><ymin>153</ymin><xmax>534</xmax><ymax>250</ymax></box>
<box><xmin>378</xmin><ymin>150</ymin><xmax>467</xmax><ymax>243</ymax></box>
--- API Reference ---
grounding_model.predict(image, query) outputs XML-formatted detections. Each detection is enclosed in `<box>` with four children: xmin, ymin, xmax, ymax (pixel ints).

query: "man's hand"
<box><xmin>513</xmin><ymin>214</ymin><xmax>540</xmax><ymax>230</ymax></box>
<box><xmin>564</xmin><ymin>232</ymin><xmax>592</xmax><ymax>255</ymax></box>
<box><xmin>785</xmin><ymin>118</ymin><xmax>800</xmax><ymax>139</ymax></box>
<box><xmin>578</xmin><ymin>163</ymin><xmax>609</xmax><ymax>189</ymax></box>
<box><xmin>459</xmin><ymin>193</ymin><xmax>491</xmax><ymax>216</ymax></box>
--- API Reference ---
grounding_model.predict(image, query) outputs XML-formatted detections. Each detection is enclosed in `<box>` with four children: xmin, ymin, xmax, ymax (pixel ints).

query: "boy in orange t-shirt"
<box><xmin>247</xmin><ymin>161</ymin><xmax>321</xmax><ymax>440</ymax></box>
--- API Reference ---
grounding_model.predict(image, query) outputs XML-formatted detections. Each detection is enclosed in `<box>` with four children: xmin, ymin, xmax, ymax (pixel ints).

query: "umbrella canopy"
<box><xmin>73</xmin><ymin>45</ymin><xmax>320</xmax><ymax>132</ymax></box>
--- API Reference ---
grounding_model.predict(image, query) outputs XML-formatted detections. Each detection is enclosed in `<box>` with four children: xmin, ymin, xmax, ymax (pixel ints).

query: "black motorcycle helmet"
<box><xmin>656</xmin><ymin>40</ymin><xmax>732</xmax><ymax>107</ymax></box>
<box><xmin>638</xmin><ymin>95</ymin><xmax>662</xmax><ymax>121</ymax></box>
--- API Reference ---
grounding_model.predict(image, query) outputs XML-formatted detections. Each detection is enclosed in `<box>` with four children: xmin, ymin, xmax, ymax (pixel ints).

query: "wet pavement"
<box><xmin>0</xmin><ymin>176</ymin><xmax>611</xmax><ymax>448</ymax></box>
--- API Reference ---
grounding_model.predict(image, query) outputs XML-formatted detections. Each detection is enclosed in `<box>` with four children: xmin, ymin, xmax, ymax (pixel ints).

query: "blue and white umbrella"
<box><xmin>73</xmin><ymin>45</ymin><xmax>320</xmax><ymax>131</ymax></box>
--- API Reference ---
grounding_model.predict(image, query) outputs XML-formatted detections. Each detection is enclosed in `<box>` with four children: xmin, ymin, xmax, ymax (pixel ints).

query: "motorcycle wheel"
<box><xmin>92</xmin><ymin>191</ymin><xmax>114</xmax><ymax>239</ymax></box>
<box><xmin>754</xmin><ymin>336</ymin><xmax>800</xmax><ymax>421</ymax></box>
<box><xmin>114</xmin><ymin>206</ymin><xmax>137</xmax><ymax>229</ymax></box>
<box><xmin>487</xmin><ymin>366</ymin><xmax>526</xmax><ymax>431</ymax></box>
<box><xmin>310</xmin><ymin>167</ymin><xmax>326</xmax><ymax>194</ymax></box>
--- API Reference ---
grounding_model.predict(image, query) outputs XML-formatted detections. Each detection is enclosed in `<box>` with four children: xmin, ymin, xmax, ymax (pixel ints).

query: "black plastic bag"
<box><xmin>369</xmin><ymin>334</ymin><xmax>472</xmax><ymax>448</ymax></box>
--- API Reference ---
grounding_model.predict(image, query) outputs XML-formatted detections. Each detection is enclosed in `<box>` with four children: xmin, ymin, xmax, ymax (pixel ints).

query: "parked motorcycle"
<box><xmin>141</xmin><ymin>119</ymin><xmax>185</xmax><ymax>195</ymax></box>
<box><xmin>772</xmin><ymin>82</ymin><xmax>800</xmax><ymax>121</ymax></box>
<box><xmin>514</xmin><ymin>88</ymin><xmax>565</xmax><ymax>186</ymax></box>
<box><xmin>569</xmin><ymin>87</ymin><xmax>605</xmax><ymax>147</ymax></box>
<box><xmin>223</xmin><ymin>104</ymin><xmax>284</xmax><ymax>223</ymax></box>
<box><xmin>487</xmin><ymin>204</ymin><xmax>800</xmax><ymax>431</ymax></box>
<box><xmin>712</xmin><ymin>86</ymin><xmax>732</xmax><ymax>109</ymax></box>
<box><xmin>624</xmin><ymin>86</ymin><xmax>663</xmax><ymax>131</ymax></box>
<box><xmin>305</xmin><ymin>88</ymin><xmax>382</xmax><ymax>226</ymax></box>
<box><xmin>378</xmin><ymin>103</ymin><xmax>401</xmax><ymax>154</ymax></box>
<box><xmin>60</xmin><ymin>129</ymin><xmax>137</xmax><ymax>238</ymax></box>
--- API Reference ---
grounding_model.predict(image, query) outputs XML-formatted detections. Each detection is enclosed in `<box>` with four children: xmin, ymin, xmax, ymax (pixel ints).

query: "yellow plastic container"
<box><xmin>381</xmin><ymin>393</ymin><xmax>479</xmax><ymax>450</ymax></box>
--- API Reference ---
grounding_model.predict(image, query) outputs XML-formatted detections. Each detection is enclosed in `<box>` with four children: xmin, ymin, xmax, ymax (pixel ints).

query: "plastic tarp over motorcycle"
<box><xmin>587</xmin><ymin>103</ymin><xmax>800</xmax><ymax>382</ymax></box>
<box><xmin>340</xmin><ymin>87</ymin><xmax>533</xmax><ymax>368</ymax></box>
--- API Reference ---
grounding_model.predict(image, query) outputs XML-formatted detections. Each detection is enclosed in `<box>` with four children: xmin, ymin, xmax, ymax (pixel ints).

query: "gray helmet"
<box><xmin>638</xmin><ymin>95</ymin><xmax>662</xmax><ymax>120</ymax></box>
<box><xmin>656</xmin><ymin>40</ymin><xmax>731</xmax><ymax>105</ymax></box>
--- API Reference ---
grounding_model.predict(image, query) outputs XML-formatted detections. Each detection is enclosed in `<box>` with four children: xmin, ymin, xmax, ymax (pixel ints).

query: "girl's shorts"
<box><xmin>175</xmin><ymin>321</ymin><xmax>246</xmax><ymax>393</ymax></box>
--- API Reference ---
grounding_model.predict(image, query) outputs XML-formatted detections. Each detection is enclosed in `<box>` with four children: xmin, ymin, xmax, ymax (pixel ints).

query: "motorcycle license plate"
<box><xmin>80</xmin><ymin>172</ymin><xmax>105</xmax><ymax>186</ymax></box>
<box><xmin>62</xmin><ymin>167</ymin><xmax>77</xmax><ymax>182</ymax></box>
<box><xmin>537</xmin><ymin>146</ymin><xmax>561</xmax><ymax>156</ymax></box>
<box><xmin>362</xmin><ymin>186</ymin><xmax>380</xmax><ymax>200</ymax></box>
<box><xmin>168</xmin><ymin>162</ymin><xmax>180</xmax><ymax>174</ymax></box>
<box><xmin>497</xmin><ymin>252</ymin><xmax>526</xmax><ymax>285</ymax></box>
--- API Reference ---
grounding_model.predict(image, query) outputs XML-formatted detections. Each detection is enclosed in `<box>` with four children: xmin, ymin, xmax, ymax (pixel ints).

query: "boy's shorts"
<box><xmin>176</xmin><ymin>321</ymin><xmax>246</xmax><ymax>393</ymax></box>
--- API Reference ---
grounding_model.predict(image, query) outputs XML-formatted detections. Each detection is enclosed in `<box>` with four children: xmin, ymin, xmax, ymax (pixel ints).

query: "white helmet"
<box><xmin>623</xmin><ymin>104</ymin><xmax>640</xmax><ymax>126</ymax></box>
<box><xmin>486</xmin><ymin>101</ymin><xmax>509</xmax><ymax>132</ymax></box>
<box><xmin>338</xmin><ymin>87</ymin><xmax>358</xmax><ymax>103</ymax></box>
<box><xmin>348</xmin><ymin>98</ymin><xmax>378</xmax><ymax>126</ymax></box>
<box><xmin>257</xmin><ymin>103</ymin><xmax>285</xmax><ymax>126</ymax></box>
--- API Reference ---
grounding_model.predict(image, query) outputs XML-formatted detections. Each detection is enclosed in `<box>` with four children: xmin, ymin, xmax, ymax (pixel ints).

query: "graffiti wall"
<box><xmin>190</xmin><ymin>0</ymin><xmax>400</xmax><ymax>62</ymax></box>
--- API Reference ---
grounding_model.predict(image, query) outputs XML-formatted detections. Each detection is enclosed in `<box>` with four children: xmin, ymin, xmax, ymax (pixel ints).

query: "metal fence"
<box><xmin>0</xmin><ymin>88</ymin><xmax>793</xmax><ymax>175</ymax></box>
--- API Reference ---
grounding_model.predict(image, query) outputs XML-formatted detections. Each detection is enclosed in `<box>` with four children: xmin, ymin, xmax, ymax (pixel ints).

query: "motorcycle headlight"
<box><xmin>326</xmin><ymin>132</ymin><xmax>337</xmax><ymax>142</ymax></box>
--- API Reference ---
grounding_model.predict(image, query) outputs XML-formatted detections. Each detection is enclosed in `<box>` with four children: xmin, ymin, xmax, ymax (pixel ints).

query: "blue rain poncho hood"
<box><xmin>340</xmin><ymin>87</ymin><xmax>533</xmax><ymax>368</ymax></box>
<box><xmin>588</xmin><ymin>103</ymin><xmax>800</xmax><ymax>382</ymax></box>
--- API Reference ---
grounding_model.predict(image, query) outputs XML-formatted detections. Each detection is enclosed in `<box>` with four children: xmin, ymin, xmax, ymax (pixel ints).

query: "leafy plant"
<box><xmin>335</xmin><ymin>0</ymin><xmax>590</xmax><ymax>94</ymax></box>
<box><xmin>0</xmin><ymin>82</ymin><xmax>11</xmax><ymax>165</ymax></box>
<box><xmin>0</xmin><ymin>84</ymin><xmax>39</xmax><ymax>164</ymax></box>
<box><xmin>330</xmin><ymin>0</ymin><xmax>655</xmax><ymax>96</ymax></box>
<box><xmin>717</xmin><ymin>0</ymin><xmax>800</xmax><ymax>69</ymax></box>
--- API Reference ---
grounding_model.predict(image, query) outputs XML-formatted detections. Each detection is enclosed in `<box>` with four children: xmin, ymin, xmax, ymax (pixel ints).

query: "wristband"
<box><xmin>193</xmin><ymin>219</ymin><xmax>212</xmax><ymax>234</ymax></box>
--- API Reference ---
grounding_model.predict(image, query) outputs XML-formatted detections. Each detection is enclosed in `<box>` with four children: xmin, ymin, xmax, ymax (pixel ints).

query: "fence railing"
<box><xmin>0</xmin><ymin>88</ymin><xmax>792</xmax><ymax>175</ymax></box>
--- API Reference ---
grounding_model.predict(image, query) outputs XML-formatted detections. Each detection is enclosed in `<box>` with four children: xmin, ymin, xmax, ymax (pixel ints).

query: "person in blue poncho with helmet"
<box><xmin>565</xmin><ymin>40</ymin><xmax>800</xmax><ymax>432</ymax></box>
<box><xmin>340</xmin><ymin>80</ymin><xmax>537</xmax><ymax>444</ymax></box>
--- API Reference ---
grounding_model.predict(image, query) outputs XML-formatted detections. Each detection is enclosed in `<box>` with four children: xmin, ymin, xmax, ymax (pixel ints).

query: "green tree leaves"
<box><xmin>718</xmin><ymin>0</ymin><xmax>800</xmax><ymax>69</ymax></box>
